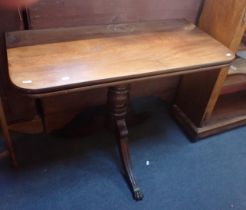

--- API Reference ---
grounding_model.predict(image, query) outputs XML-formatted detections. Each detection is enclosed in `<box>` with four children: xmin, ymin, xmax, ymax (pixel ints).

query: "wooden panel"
<box><xmin>174</xmin><ymin>0</ymin><xmax>246</xmax><ymax>128</ymax></box>
<box><xmin>173</xmin><ymin>92</ymin><xmax>246</xmax><ymax>139</ymax></box>
<box><xmin>41</xmin><ymin>76</ymin><xmax>179</xmax><ymax>132</ymax></box>
<box><xmin>174</xmin><ymin>91</ymin><xmax>246</xmax><ymax>139</ymax></box>
<box><xmin>197</xmin><ymin>0</ymin><xmax>246</xmax><ymax>120</ymax></box>
<box><xmin>199</xmin><ymin>0</ymin><xmax>246</xmax><ymax>52</ymax></box>
<box><xmin>42</xmin><ymin>88</ymin><xmax>108</xmax><ymax>115</ymax></box>
<box><xmin>175</xmin><ymin>69</ymin><xmax>223</xmax><ymax>125</ymax></box>
<box><xmin>6</xmin><ymin>19</ymin><xmax>196</xmax><ymax>48</ymax></box>
<box><xmin>212</xmin><ymin>92</ymin><xmax>246</xmax><ymax>122</ymax></box>
<box><xmin>202</xmin><ymin>91</ymin><xmax>246</xmax><ymax>137</ymax></box>
<box><xmin>222</xmin><ymin>75</ymin><xmax>246</xmax><ymax>95</ymax></box>
<box><xmin>6</xmin><ymin>20</ymin><xmax>233</xmax><ymax>94</ymax></box>
<box><xmin>28</xmin><ymin>0</ymin><xmax>203</xmax><ymax>29</ymax></box>
<box><xmin>42</xmin><ymin>77</ymin><xmax>179</xmax><ymax>115</ymax></box>
<box><xmin>7</xmin><ymin>78</ymin><xmax>179</xmax><ymax>133</ymax></box>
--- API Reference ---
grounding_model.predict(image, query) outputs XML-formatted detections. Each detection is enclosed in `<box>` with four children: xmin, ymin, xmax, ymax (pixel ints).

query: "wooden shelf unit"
<box><xmin>173</xmin><ymin>91</ymin><xmax>246</xmax><ymax>139</ymax></box>
<box><xmin>223</xmin><ymin>31</ymin><xmax>246</xmax><ymax>95</ymax></box>
<box><xmin>173</xmin><ymin>0</ymin><xmax>246</xmax><ymax>140</ymax></box>
<box><xmin>211</xmin><ymin>91</ymin><xmax>246</xmax><ymax>126</ymax></box>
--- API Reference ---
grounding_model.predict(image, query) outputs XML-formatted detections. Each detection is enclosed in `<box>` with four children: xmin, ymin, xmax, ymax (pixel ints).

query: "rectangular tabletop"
<box><xmin>6</xmin><ymin>19</ymin><xmax>234</xmax><ymax>94</ymax></box>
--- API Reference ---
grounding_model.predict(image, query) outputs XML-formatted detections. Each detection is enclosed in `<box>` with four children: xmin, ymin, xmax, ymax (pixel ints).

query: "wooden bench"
<box><xmin>1</xmin><ymin>19</ymin><xmax>234</xmax><ymax>200</ymax></box>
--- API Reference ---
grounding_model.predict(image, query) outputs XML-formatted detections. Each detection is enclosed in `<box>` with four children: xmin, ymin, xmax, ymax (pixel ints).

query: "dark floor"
<box><xmin>1</xmin><ymin>97</ymin><xmax>246</xmax><ymax>210</ymax></box>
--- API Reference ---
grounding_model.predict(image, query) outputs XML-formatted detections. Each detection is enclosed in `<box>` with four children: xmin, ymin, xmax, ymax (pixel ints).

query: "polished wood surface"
<box><xmin>5</xmin><ymin>0</ymin><xmax>202</xmax><ymax>133</ymax></box>
<box><xmin>4</xmin><ymin>17</ymin><xmax>234</xmax><ymax>198</ymax></box>
<box><xmin>6</xmin><ymin>19</ymin><xmax>233</xmax><ymax>94</ymax></box>
<box><xmin>1</xmin><ymin>0</ymin><xmax>203</xmax><ymax>127</ymax></box>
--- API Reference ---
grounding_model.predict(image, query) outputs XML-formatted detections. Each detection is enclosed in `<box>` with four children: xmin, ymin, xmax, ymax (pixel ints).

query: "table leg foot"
<box><xmin>115</xmin><ymin>119</ymin><xmax>144</xmax><ymax>201</ymax></box>
<box><xmin>133</xmin><ymin>188</ymin><xmax>144</xmax><ymax>201</ymax></box>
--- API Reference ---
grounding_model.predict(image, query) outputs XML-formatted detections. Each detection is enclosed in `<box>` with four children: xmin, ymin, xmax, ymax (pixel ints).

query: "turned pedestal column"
<box><xmin>108</xmin><ymin>85</ymin><xmax>144</xmax><ymax>201</ymax></box>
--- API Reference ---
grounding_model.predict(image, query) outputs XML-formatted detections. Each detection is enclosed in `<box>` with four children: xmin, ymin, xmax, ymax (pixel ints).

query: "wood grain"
<box><xmin>6</xmin><ymin>20</ymin><xmax>233</xmax><ymax>94</ymax></box>
<box><xmin>6</xmin><ymin>19</ymin><xmax>193</xmax><ymax>48</ymax></box>
<box><xmin>28</xmin><ymin>0</ymin><xmax>203</xmax><ymax>29</ymax></box>
<box><xmin>173</xmin><ymin>91</ymin><xmax>246</xmax><ymax>139</ymax></box>
<box><xmin>199</xmin><ymin>0</ymin><xmax>246</xmax><ymax>53</ymax></box>
<box><xmin>9</xmin><ymin>0</ymin><xmax>203</xmax><ymax>132</ymax></box>
<box><xmin>12</xmin><ymin>0</ymin><xmax>202</xmax><ymax>131</ymax></box>
<box><xmin>197</xmin><ymin>0</ymin><xmax>246</xmax><ymax>123</ymax></box>
<box><xmin>40</xmin><ymin>76</ymin><xmax>179</xmax><ymax>133</ymax></box>
<box><xmin>174</xmin><ymin>0</ymin><xmax>246</xmax><ymax>128</ymax></box>
<box><xmin>175</xmin><ymin>69</ymin><xmax>221</xmax><ymax>126</ymax></box>
<box><xmin>0</xmin><ymin>0</ymin><xmax>203</xmax><ymax>129</ymax></box>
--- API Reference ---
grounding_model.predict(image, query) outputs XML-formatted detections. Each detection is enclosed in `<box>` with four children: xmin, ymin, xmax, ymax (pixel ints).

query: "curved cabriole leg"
<box><xmin>108</xmin><ymin>85</ymin><xmax>144</xmax><ymax>201</ymax></box>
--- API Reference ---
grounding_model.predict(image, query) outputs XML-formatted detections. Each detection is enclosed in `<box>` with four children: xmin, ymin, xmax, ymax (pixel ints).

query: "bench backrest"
<box><xmin>28</xmin><ymin>0</ymin><xmax>204</xmax><ymax>29</ymax></box>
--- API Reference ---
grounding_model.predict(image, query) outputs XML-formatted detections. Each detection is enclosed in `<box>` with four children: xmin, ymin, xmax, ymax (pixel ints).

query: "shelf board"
<box><xmin>222</xmin><ymin>58</ymin><xmax>246</xmax><ymax>95</ymax></box>
<box><xmin>210</xmin><ymin>91</ymin><xmax>246</xmax><ymax>123</ymax></box>
<box><xmin>173</xmin><ymin>91</ymin><xmax>246</xmax><ymax>140</ymax></box>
